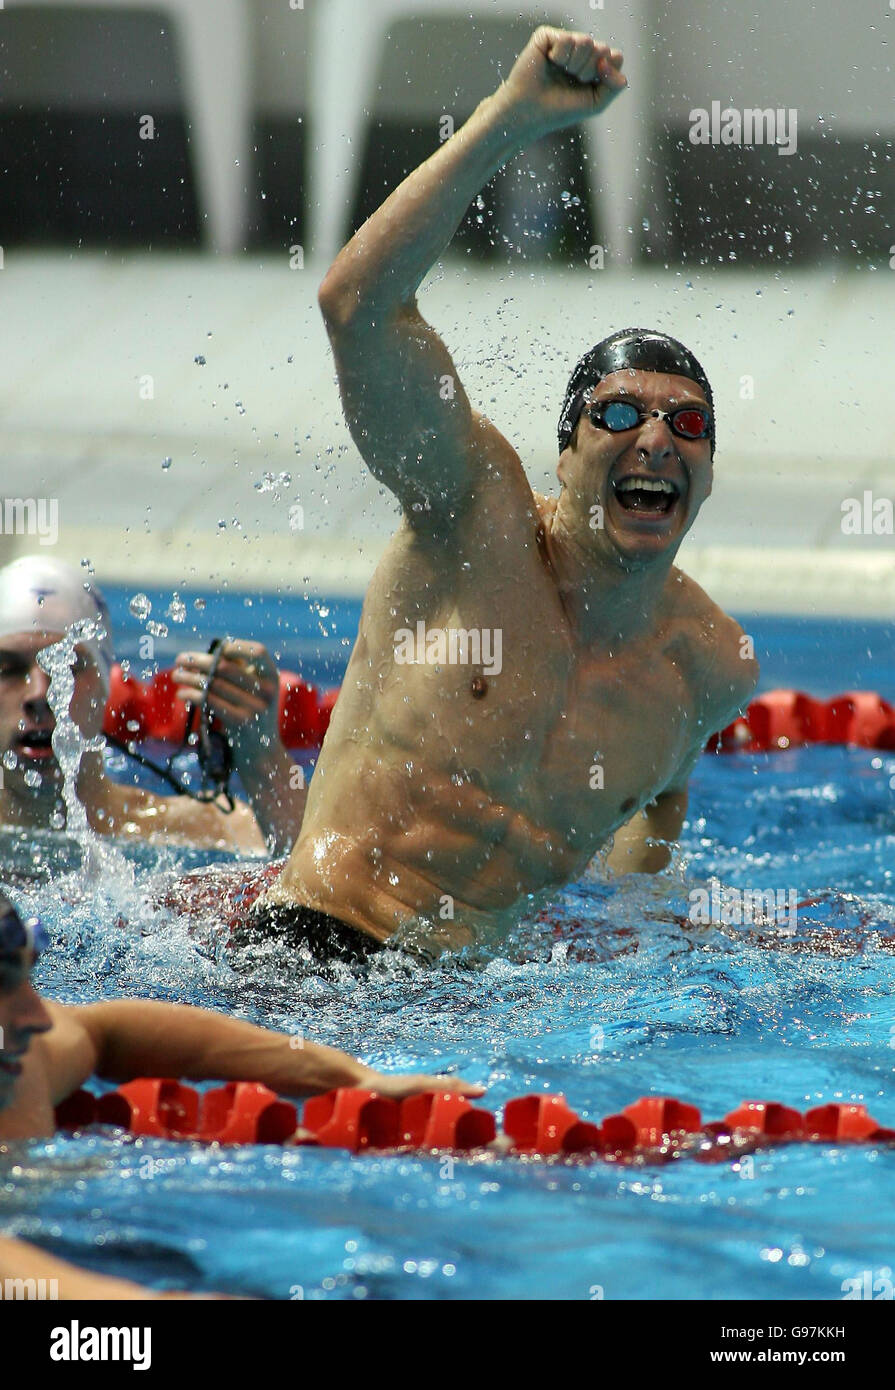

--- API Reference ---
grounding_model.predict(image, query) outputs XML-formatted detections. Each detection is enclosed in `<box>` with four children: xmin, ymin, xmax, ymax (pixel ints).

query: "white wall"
<box><xmin>656</xmin><ymin>0</ymin><xmax>893</xmax><ymax>134</ymax></box>
<box><xmin>4</xmin><ymin>0</ymin><xmax>890</xmax><ymax>133</ymax></box>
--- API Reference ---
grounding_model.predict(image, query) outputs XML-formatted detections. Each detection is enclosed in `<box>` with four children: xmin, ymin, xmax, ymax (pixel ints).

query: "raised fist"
<box><xmin>497</xmin><ymin>26</ymin><xmax>626</xmax><ymax>138</ymax></box>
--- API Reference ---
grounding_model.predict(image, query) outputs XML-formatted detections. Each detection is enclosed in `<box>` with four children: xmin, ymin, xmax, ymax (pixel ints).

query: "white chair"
<box><xmin>7</xmin><ymin>0</ymin><xmax>250</xmax><ymax>254</ymax></box>
<box><xmin>306</xmin><ymin>0</ymin><xmax>649</xmax><ymax>268</ymax></box>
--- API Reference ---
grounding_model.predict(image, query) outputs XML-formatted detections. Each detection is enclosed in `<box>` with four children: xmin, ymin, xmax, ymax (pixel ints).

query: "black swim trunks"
<box><xmin>232</xmin><ymin>900</ymin><xmax>385</xmax><ymax>967</ymax></box>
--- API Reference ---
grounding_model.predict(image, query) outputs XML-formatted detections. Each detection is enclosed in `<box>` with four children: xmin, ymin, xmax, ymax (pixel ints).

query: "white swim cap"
<box><xmin>0</xmin><ymin>556</ymin><xmax>114</xmax><ymax>689</ymax></box>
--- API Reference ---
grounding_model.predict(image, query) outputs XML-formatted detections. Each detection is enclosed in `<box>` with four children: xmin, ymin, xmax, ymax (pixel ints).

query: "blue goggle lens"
<box><xmin>602</xmin><ymin>400</ymin><xmax>641</xmax><ymax>430</ymax></box>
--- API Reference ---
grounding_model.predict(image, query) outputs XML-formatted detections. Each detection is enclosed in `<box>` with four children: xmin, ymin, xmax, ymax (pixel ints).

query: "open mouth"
<box><xmin>612</xmin><ymin>476</ymin><xmax>681</xmax><ymax>515</ymax></box>
<box><xmin>14</xmin><ymin>727</ymin><xmax>55</xmax><ymax>761</ymax></box>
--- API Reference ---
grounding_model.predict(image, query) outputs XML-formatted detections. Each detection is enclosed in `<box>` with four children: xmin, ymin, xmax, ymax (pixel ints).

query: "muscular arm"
<box><xmin>317</xmin><ymin>29</ymin><xmax>625</xmax><ymax>523</ymax></box>
<box><xmin>40</xmin><ymin>999</ymin><xmax>484</xmax><ymax>1105</ymax></box>
<box><xmin>318</xmin><ymin>91</ymin><xmax>529</xmax><ymax>521</ymax></box>
<box><xmin>44</xmin><ymin>1000</ymin><xmax>376</xmax><ymax>1099</ymax></box>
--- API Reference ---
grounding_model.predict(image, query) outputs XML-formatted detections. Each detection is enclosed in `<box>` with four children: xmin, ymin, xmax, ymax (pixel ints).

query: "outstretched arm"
<box><xmin>317</xmin><ymin>28</ymin><xmax>626</xmax><ymax>524</ymax></box>
<box><xmin>42</xmin><ymin>1000</ymin><xmax>485</xmax><ymax>1104</ymax></box>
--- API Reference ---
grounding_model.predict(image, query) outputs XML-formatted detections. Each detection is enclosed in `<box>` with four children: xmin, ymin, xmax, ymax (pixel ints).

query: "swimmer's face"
<box><xmin>0</xmin><ymin>944</ymin><xmax>52</xmax><ymax>1108</ymax></box>
<box><xmin>0</xmin><ymin>631</ymin><xmax>107</xmax><ymax>797</ymax></box>
<box><xmin>557</xmin><ymin>369</ymin><xmax>713</xmax><ymax>564</ymax></box>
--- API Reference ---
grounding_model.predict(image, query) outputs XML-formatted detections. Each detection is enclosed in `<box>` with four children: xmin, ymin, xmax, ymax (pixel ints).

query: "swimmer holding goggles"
<box><xmin>0</xmin><ymin>557</ymin><xmax>302</xmax><ymax>854</ymax></box>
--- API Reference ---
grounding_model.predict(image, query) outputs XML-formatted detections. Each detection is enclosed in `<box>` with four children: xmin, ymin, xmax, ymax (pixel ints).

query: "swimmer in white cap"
<box><xmin>0</xmin><ymin>556</ymin><xmax>299</xmax><ymax>851</ymax></box>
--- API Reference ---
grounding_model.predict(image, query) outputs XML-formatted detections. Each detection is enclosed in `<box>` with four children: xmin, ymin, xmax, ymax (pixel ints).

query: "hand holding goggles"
<box><xmin>185</xmin><ymin>639</ymin><xmax>235</xmax><ymax>811</ymax></box>
<box><xmin>106</xmin><ymin>638</ymin><xmax>235</xmax><ymax>812</ymax></box>
<box><xmin>586</xmin><ymin>399</ymin><xmax>712</xmax><ymax>440</ymax></box>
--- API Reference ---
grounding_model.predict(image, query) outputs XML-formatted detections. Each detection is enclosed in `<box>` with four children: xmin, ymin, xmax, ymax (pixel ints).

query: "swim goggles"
<box><xmin>0</xmin><ymin>903</ymin><xmax>49</xmax><ymax>960</ymax></box>
<box><xmin>106</xmin><ymin>639</ymin><xmax>235</xmax><ymax>813</ymax></box>
<box><xmin>586</xmin><ymin>399</ymin><xmax>712</xmax><ymax>440</ymax></box>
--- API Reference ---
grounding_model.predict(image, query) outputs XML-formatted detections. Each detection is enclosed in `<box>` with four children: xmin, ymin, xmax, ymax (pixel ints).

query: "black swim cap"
<box><xmin>557</xmin><ymin>328</ymin><xmax>715</xmax><ymax>457</ymax></box>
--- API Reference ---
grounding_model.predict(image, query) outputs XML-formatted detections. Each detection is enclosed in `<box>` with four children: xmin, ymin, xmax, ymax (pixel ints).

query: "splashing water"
<box><xmin>37</xmin><ymin>626</ymin><xmax>136</xmax><ymax>902</ymax></box>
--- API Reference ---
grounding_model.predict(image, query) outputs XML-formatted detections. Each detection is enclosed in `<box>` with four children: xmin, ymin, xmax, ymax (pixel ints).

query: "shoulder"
<box><xmin>667</xmin><ymin>568</ymin><xmax>760</xmax><ymax>725</ymax></box>
<box><xmin>30</xmin><ymin>1001</ymin><xmax>98</xmax><ymax>1106</ymax></box>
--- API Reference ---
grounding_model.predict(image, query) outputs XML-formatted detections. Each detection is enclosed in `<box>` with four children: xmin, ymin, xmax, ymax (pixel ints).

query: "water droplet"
<box><xmin>129</xmin><ymin>593</ymin><xmax>152</xmax><ymax>620</ymax></box>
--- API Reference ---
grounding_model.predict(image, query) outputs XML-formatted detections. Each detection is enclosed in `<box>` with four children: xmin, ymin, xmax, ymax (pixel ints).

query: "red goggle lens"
<box><xmin>672</xmin><ymin>409</ymin><xmax>710</xmax><ymax>439</ymax></box>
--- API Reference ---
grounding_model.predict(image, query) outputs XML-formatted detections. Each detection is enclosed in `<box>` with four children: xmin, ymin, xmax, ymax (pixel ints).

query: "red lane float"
<box><xmin>601</xmin><ymin>1096</ymin><xmax>702</xmax><ymax>1150</ymax></box>
<box><xmin>803</xmin><ymin>1103</ymin><xmax>895</xmax><ymax>1144</ymax></box>
<box><xmin>54</xmin><ymin>1084</ymin><xmax>895</xmax><ymax>1160</ymax></box>
<box><xmin>99</xmin><ymin>1079</ymin><xmax>201</xmax><ymax>1137</ymax></box>
<box><xmin>711</xmin><ymin>1100</ymin><xmax>805</xmax><ymax>1140</ymax></box>
<box><xmin>301</xmin><ymin>1088</ymin><xmax>400</xmax><ymax>1152</ymax></box>
<box><xmin>503</xmin><ymin>1094</ymin><xmax>602</xmax><ymax>1154</ymax></box>
<box><xmin>101</xmin><ymin>676</ymin><xmax>895</xmax><ymax>754</ymax></box>
<box><xmin>401</xmin><ymin>1092</ymin><xmax>497</xmax><ymax>1150</ymax></box>
<box><xmin>103</xmin><ymin>665</ymin><xmax>337</xmax><ymax>749</ymax></box>
<box><xmin>709</xmin><ymin>688</ymin><xmax>895</xmax><ymax>753</ymax></box>
<box><xmin>198</xmin><ymin>1082</ymin><xmax>298</xmax><ymax>1145</ymax></box>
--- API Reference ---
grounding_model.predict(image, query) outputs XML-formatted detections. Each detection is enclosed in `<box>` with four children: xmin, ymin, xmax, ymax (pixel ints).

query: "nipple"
<box><xmin>471</xmin><ymin>675</ymin><xmax>488</xmax><ymax>700</ymax></box>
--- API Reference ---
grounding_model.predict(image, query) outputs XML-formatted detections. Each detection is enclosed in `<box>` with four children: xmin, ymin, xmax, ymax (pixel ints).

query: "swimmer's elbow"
<box><xmin>318</xmin><ymin>275</ymin><xmax>413</xmax><ymax>331</ymax></box>
<box><xmin>318</xmin><ymin>277</ymin><xmax>356</xmax><ymax>330</ymax></box>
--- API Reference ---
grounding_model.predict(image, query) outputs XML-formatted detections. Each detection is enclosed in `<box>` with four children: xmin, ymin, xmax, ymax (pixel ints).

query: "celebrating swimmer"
<box><xmin>243</xmin><ymin>26</ymin><xmax>759</xmax><ymax>958</ymax></box>
<box><xmin>0</xmin><ymin>556</ymin><xmax>303</xmax><ymax>853</ymax></box>
<box><xmin>0</xmin><ymin>888</ymin><xmax>483</xmax><ymax>1296</ymax></box>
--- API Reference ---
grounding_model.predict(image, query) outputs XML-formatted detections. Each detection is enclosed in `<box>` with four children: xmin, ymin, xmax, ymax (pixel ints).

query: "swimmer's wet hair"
<box><xmin>558</xmin><ymin>327</ymin><xmax>716</xmax><ymax>457</ymax></box>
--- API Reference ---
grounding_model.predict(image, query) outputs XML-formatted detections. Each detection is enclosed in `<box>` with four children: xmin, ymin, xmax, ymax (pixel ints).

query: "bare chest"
<box><xmin>374</xmin><ymin>595</ymin><xmax>696</xmax><ymax>840</ymax></box>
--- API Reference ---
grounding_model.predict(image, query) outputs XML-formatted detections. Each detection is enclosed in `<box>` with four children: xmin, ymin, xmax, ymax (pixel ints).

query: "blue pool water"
<box><xmin>2</xmin><ymin>593</ymin><xmax>893</xmax><ymax>1300</ymax></box>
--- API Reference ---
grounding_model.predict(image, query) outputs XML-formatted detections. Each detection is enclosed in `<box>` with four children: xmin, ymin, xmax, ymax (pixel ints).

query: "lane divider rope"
<box><xmin>103</xmin><ymin>672</ymin><xmax>895</xmax><ymax>754</ymax></box>
<box><xmin>55</xmin><ymin>1084</ymin><xmax>895</xmax><ymax>1160</ymax></box>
